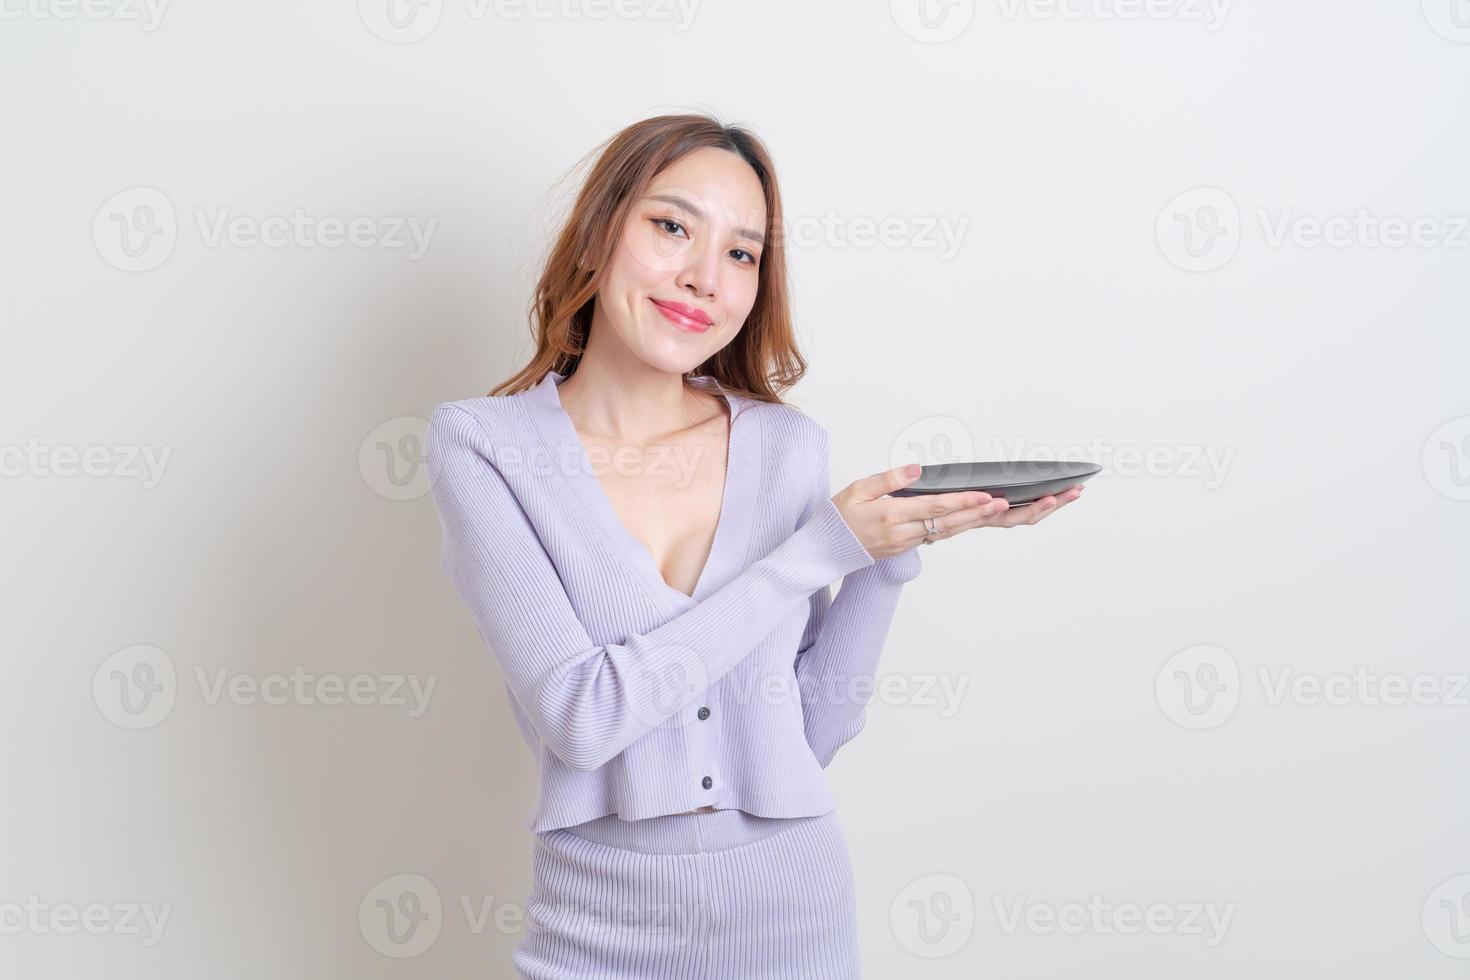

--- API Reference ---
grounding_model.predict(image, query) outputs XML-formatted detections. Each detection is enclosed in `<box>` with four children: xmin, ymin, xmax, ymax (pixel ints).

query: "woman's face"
<box><xmin>591</xmin><ymin>146</ymin><xmax>767</xmax><ymax>376</ymax></box>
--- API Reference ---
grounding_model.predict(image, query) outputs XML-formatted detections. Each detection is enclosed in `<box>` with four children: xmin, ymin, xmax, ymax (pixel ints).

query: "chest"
<box><xmin>576</xmin><ymin>422</ymin><xmax>731</xmax><ymax>597</ymax></box>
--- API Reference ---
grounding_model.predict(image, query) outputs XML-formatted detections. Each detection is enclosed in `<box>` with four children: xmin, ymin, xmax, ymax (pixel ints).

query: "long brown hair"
<box><xmin>489</xmin><ymin>113</ymin><xmax>805</xmax><ymax>405</ymax></box>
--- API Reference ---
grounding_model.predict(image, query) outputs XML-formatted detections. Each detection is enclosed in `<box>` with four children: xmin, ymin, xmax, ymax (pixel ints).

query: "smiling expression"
<box><xmin>590</xmin><ymin>146</ymin><xmax>768</xmax><ymax>374</ymax></box>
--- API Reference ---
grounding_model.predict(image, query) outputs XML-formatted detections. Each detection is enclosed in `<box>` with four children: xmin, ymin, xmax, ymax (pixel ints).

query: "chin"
<box><xmin>629</xmin><ymin>346</ymin><xmax>703</xmax><ymax>378</ymax></box>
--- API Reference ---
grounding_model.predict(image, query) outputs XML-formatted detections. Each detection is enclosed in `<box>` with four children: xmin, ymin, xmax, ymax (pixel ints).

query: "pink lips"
<box><xmin>650</xmin><ymin>298</ymin><xmax>713</xmax><ymax>333</ymax></box>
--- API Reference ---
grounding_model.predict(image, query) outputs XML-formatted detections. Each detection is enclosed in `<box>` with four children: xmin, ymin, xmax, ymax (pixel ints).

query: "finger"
<box><xmin>998</xmin><ymin>483</ymin><xmax>1082</xmax><ymax>516</ymax></box>
<box><xmin>928</xmin><ymin>484</ymin><xmax>1085</xmax><ymax>538</ymax></box>
<box><xmin>850</xmin><ymin>464</ymin><xmax>928</xmax><ymax>503</ymax></box>
<box><xmin>1039</xmin><ymin>484</ymin><xmax>1085</xmax><ymax>514</ymax></box>
<box><xmin>998</xmin><ymin>486</ymin><xmax>1082</xmax><ymax>526</ymax></box>
<box><xmin>916</xmin><ymin>497</ymin><xmax>1012</xmax><ymax>539</ymax></box>
<box><xmin>887</xmin><ymin>490</ymin><xmax>992</xmax><ymax>526</ymax></box>
<box><xmin>852</xmin><ymin>465</ymin><xmax>995</xmax><ymax>511</ymax></box>
<box><xmin>1020</xmin><ymin>496</ymin><xmax>1059</xmax><ymax>524</ymax></box>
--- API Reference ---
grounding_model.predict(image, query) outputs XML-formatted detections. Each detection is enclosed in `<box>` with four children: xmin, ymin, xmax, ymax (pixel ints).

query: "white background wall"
<box><xmin>3</xmin><ymin>1</ymin><xmax>1468</xmax><ymax>977</ymax></box>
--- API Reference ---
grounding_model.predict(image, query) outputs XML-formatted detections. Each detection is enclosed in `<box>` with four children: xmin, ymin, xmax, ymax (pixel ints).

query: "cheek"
<box><xmin>599</xmin><ymin>248</ymin><xmax>657</xmax><ymax>315</ymax></box>
<box><xmin>724</xmin><ymin>271</ymin><xmax>760</xmax><ymax>321</ymax></box>
<box><xmin>619</xmin><ymin>222</ymin><xmax>686</xmax><ymax>278</ymax></box>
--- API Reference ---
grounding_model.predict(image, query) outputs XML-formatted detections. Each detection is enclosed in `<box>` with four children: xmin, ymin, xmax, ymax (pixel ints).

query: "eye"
<box><xmin>652</xmin><ymin>215</ymin><xmax>758</xmax><ymax>266</ymax></box>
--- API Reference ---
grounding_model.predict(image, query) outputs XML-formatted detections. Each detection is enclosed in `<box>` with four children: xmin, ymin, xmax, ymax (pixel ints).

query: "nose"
<box><xmin>676</xmin><ymin>240</ymin><xmax>720</xmax><ymax>299</ymax></box>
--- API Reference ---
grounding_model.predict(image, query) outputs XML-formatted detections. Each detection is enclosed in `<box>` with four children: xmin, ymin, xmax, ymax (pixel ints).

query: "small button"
<box><xmin>697</xmin><ymin>706</ymin><xmax>711</xmax><ymax>721</ymax></box>
<box><xmin>701</xmin><ymin>775</ymin><xmax>713</xmax><ymax>790</ymax></box>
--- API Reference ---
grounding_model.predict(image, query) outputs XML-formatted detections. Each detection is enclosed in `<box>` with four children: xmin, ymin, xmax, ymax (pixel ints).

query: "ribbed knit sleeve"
<box><xmin>793</xmin><ymin>430</ymin><xmax>923</xmax><ymax>768</ymax></box>
<box><xmin>426</xmin><ymin>404</ymin><xmax>879</xmax><ymax>774</ymax></box>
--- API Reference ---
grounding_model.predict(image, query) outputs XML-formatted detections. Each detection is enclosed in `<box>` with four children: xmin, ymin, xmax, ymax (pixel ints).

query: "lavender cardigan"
<box><xmin>425</xmin><ymin>369</ymin><xmax>922</xmax><ymax>833</ymax></box>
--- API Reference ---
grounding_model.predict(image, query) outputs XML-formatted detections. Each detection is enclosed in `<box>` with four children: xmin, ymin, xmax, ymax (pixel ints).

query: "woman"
<box><xmin>425</xmin><ymin>113</ymin><xmax>1083</xmax><ymax>978</ymax></box>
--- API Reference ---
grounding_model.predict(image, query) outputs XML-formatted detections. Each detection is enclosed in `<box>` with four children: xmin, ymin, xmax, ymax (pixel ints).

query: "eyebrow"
<box><xmin>645</xmin><ymin>193</ymin><xmax>766</xmax><ymax>247</ymax></box>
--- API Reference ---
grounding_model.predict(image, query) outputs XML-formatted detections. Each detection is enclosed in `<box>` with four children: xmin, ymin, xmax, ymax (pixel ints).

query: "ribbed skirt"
<box><xmin>513</xmin><ymin>808</ymin><xmax>861</xmax><ymax>979</ymax></box>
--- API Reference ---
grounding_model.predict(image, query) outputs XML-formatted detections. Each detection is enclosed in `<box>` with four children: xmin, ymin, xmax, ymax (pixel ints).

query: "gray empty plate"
<box><xmin>889</xmin><ymin>460</ymin><xmax>1101</xmax><ymax>507</ymax></box>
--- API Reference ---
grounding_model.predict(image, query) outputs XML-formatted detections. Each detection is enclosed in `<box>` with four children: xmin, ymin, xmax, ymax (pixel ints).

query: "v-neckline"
<box><xmin>525</xmin><ymin>368</ymin><xmax>757</xmax><ymax>610</ymax></box>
